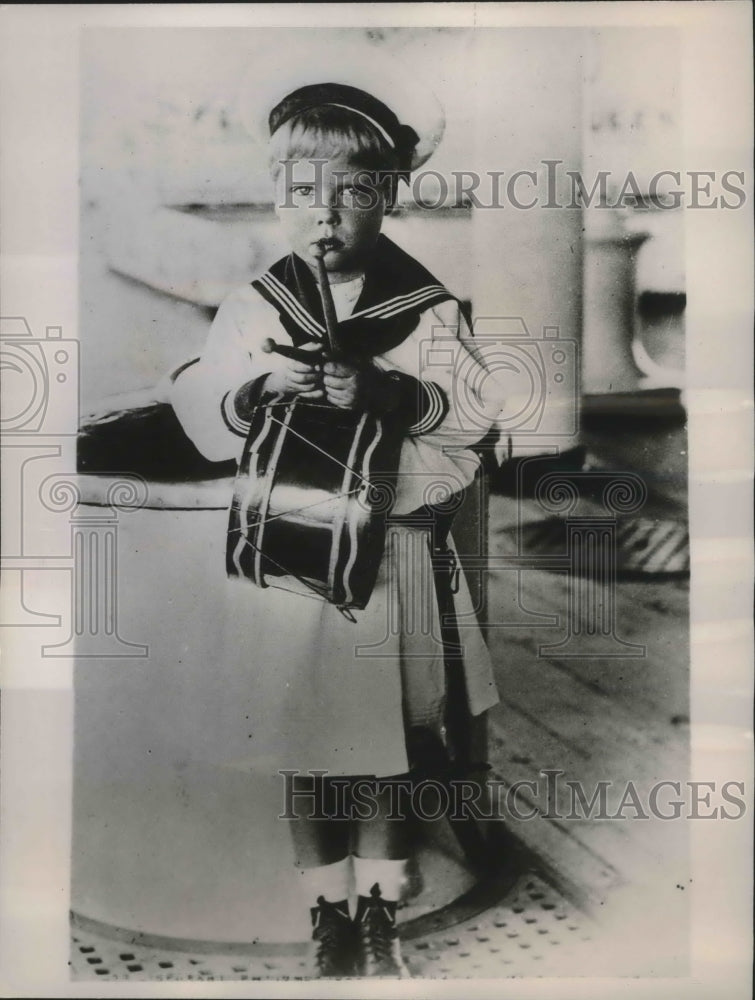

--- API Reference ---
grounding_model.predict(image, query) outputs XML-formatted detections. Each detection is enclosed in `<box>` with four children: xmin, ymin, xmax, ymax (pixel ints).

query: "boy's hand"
<box><xmin>264</xmin><ymin>342</ymin><xmax>324</xmax><ymax>399</ymax></box>
<box><xmin>323</xmin><ymin>359</ymin><xmax>374</xmax><ymax>409</ymax></box>
<box><xmin>323</xmin><ymin>360</ymin><xmax>397</xmax><ymax>411</ymax></box>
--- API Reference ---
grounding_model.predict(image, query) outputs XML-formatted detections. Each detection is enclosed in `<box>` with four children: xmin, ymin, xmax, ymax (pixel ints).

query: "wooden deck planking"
<box><xmin>481</xmin><ymin>504</ymin><xmax>690</xmax><ymax>901</ymax></box>
<box><xmin>486</xmin><ymin>709</ymin><xmax>687</xmax><ymax>894</ymax></box>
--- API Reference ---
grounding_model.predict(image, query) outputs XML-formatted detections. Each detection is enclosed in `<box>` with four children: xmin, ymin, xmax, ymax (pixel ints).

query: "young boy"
<box><xmin>170</xmin><ymin>47</ymin><xmax>502</xmax><ymax>978</ymax></box>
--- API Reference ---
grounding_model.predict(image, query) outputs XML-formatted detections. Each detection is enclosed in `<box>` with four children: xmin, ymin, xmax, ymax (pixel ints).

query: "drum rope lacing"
<box><xmin>228</xmin><ymin>398</ymin><xmax>385</xmax><ymax>621</ymax></box>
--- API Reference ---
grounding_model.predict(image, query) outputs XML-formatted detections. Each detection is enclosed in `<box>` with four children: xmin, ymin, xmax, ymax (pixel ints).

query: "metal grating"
<box><xmin>498</xmin><ymin>516</ymin><xmax>689</xmax><ymax>578</ymax></box>
<box><xmin>71</xmin><ymin>874</ymin><xmax>595</xmax><ymax>981</ymax></box>
<box><xmin>403</xmin><ymin>875</ymin><xmax>595</xmax><ymax>978</ymax></box>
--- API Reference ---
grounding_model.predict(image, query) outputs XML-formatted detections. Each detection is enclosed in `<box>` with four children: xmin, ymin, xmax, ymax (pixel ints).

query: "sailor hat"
<box><xmin>236</xmin><ymin>35</ymin><xmax>445</xmax><ymax>173</ymax></box>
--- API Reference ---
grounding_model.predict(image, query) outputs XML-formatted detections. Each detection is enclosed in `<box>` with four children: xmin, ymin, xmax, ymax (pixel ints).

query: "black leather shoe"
<box><xmin>354</xmin><ymin>883</ymin><xmax>410</xmax><ymax>977</ymax></box>
<box><xmin>309</xmin><ymin>896</ymin><xmax>357</xmax><ymax>978</ymax></box>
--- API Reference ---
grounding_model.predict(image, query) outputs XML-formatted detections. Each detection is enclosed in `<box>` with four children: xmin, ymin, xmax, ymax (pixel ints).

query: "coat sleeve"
<box><xmin>378</xmin><ymin>298</ymin><xmax>507</xmax><ymax>453</ymax></box>
<box><xmin>169</xmin><ymin>288</ymin><xmax>289</xmax><ymax>463</ymax></box>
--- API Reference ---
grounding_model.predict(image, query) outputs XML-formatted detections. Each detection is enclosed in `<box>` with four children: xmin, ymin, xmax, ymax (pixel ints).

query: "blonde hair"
<box><xmin>268</xmin><ymin>105</ymin><xmax>400</xmax><ymax>180</ymax></box>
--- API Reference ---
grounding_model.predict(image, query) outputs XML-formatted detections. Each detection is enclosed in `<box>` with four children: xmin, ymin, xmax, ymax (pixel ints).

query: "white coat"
<box><xmin>170</xmin><ymin>238</ymin><xmax>503</xmax><ymax>777</ymax></box>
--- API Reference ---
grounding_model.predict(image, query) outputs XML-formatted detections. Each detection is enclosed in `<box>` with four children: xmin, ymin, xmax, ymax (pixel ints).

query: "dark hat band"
<box><xmin>269</xmin><ymin>83</ymin><xmax>419</xmax><ymax>169</ymax></box>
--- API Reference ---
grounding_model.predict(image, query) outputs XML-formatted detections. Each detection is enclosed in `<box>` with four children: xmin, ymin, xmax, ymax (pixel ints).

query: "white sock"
<box><xmin>353</xmin><ymin>856</ymin><xmax>409</xmax><ymax>903</ymax></box>
<box><xmin>295</xmin><ymin>856</ymin><xmax>351</xmax><ymax>904</ymax></box>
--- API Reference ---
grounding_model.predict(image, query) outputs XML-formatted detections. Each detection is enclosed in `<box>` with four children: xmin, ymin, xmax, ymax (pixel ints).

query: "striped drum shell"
<box><xmin>227</xmin><ymin>398</ymin><xmax>403</xmax><ymax>611</ymax></box>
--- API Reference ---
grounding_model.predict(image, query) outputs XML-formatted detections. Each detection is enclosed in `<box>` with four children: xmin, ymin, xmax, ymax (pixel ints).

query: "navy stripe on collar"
<box><xmin>251</xmin><ymin>235</ymin><xmax>455</xmax><ymax>353</ymax></box>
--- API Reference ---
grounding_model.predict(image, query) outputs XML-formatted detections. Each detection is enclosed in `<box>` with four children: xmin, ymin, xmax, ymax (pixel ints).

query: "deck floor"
<box><xmin>70</xmin><ymin>399</ymin><xmax>691</xmax><ymax>981</ymax></box>
<box><xmin>71</xmin><ymin>872</ymin><xmax>598</xmax><ymax>981</ymax></box>
<box><xmin>71</xmin><ymin>491</ymin><xmax>690</xmax><ymax>981</ymax></box>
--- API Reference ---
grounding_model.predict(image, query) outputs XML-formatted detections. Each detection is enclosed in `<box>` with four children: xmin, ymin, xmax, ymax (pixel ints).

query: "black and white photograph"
<box><xmin>0</xmin><ymin>4</ymin><xmax>752</xmax><ymax>997</ymax></box>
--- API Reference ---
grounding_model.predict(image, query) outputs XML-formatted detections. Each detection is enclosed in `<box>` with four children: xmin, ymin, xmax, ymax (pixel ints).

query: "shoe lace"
<box><xmin>312</xmin><ymin>896</ymin><xmax>350</xmax><ymax>972</ymax></box>
<box><xmin>359</xmin><ymin>884</ymin><xmax>397</xmax><ymax>966</ymax></box>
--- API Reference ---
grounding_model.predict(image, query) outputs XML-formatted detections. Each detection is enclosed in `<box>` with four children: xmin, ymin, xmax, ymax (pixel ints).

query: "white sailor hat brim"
<box><xmin>236</xmin><ymin>35</ymin><xmax>445</xmax><ymax>172</ymax></box>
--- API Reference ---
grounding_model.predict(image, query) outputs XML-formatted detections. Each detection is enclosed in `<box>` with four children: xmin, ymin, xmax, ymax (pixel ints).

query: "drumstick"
<box><xmin>313</xmin><ymin>244</ymin><xmax>340</xmax><ymax>357</ymax></box>
<box><xmin>261</xmin><ymin>338</ymin><xmax>322</xmax><ymax>365</ymax></box>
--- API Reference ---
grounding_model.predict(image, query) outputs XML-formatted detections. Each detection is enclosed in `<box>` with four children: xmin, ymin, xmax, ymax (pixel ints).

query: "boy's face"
<box><xmin>274</xmin><ymin>155</ymin><xmax>388</xmax><ymax>281</ymax></box>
